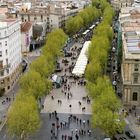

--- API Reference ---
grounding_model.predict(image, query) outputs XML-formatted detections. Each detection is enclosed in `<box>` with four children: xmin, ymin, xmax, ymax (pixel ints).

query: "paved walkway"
<box><xmin>42</xmin><ymin>84</ymin><xmax>92</xmax><ymax>114</ymax></box>
<box><xmin>42</xmin><ymin>42</ymin><xmax>92</xmax><ymax>115</ymax></box>
<box><xmin>0</xmin><ymin>49</ymin><xmax>41</xmax><ymax>131</ymax></box>
<box><xmin>0</xmin><ymin>41</ymin><xmax>99</xmax><ymax>140</ymax></box>
<box><xmin>125</xmin><ymin>108</ymin><xmax>140</xmax><ymax>139</ymax></box>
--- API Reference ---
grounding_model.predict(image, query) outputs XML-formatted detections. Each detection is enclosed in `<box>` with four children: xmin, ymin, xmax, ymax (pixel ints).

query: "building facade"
<box><xmin>121</xmin><ymin>23</ymin><xmax>140</xmax><ymax>106</ymax></box>
<box><xmin>21</xmin><ymin>21</ymin><xmax>32</xmax><ymax>53</ymax></box>
<box><xmin>0</xmin><ymin>18</ymin><xmax>22</xmax><ymax>92</ymax></box>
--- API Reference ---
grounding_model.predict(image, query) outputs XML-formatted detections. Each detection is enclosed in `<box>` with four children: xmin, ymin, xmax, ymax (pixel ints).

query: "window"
<box><xmin>5</xmin><ymin>41</ymin><xmax>7</xmax><ymax>46</ymax></box>
<box><xmin>6</xmin><ymin>69</ymin><xmax>9</xmax><ymax>74</ymax></box>
<box><xmin>21</xmin><ymin>15</ymin><xmax>24</xmax><ymax>22</ymax></box>
<box><xmin>0</xmin><ymin>51</ymin><xmax>2</xmax><ymax>57</ymax></box>
<box><xmin>6</xmin><ymin>58</ymin><xmax>8</xmax><ymax>65</ymax></box>
<box><xmin>133</xmin><ymin>75</ymin><xmax>138</xmax><ymax>83</ymax></box>
<box><xmin>0</xmin><ymin>60</ymin><xmax>3</xmax><ymax>68</ymax></box>
<box><xmin>5</xmin><ymin>49</ymin><xmax>8</xmax><ymax>55</ymax></box>
<box><xmin>41</xmin><ymin>15</ymin><xmax>43</xmax><ymax>21</ymax></box>
<box><xmin>5</xmin><ymin>31</ymin><xmax>7</xmax><ymax>36</ymax></box>
<box><xmin>133</xmin><ymin>92</ymin><xmax>138</xmax><ymax>101</ymax></box>
<box><xmin>134</xmin><ymin>64</ymin><xmax>139</xmax><ymax>71</ymax></box>
<box><xmin>0</xmin><ymin>71</ymin><xmax>4</xmax><ymax>76</ymax></box>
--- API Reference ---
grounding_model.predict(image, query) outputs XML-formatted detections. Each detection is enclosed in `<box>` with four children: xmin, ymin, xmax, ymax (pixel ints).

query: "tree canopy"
<box><xmin>7</xmin><ymin>92</ymin><xmax>40</xmax><ymax>138</ymax></box>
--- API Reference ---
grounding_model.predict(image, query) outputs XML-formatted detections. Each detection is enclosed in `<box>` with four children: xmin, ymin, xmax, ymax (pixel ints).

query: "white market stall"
<box><xmin>82</xmin><ymin>30</ymin><xmax>90</xmax><ymax>35</ymax></box>
<box><xmin>72</xmin><ymin>41</ymin><xmax>91</xmax><ymax>77</ymax></box>
<box><xmin>89</xmin><ymin>24</ymin><xmax>96</xmax><ymax>30</ymax></box>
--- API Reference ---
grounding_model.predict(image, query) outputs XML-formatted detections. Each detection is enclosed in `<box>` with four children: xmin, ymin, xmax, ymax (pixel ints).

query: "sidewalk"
<box><xmin>125</xmin><ymin>107</ymin><xmax>140</xmax><ymax>139</ymax></box>
<box><xmin>42</xmin><ymin>42</ymin><xmax>92</xmax><ymax>115</ymax></box>
<box><xmin>0</xmin><ymin>48</ymin><xmax>41</xmax><ymax>131</ymax></box>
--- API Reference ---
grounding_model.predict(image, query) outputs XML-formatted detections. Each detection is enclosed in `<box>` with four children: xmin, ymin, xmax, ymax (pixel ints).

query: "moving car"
<box><xmin>125</xmin><ymin>131</ymin><xmax>135</xmax><ymax>139</ymax></box>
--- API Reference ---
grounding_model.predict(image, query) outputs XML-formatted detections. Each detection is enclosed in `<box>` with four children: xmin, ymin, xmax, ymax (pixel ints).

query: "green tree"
<box><xmin>86</xmin><ymin>76</ymin><xmax>111</xmax><ymax>98</ymax></box>
<box><xmin>43</xmin><ymin>29</ymin><xmax>67</xmax><ymax>57</ymax></box>
<box><xmin>65</xmin><ymin>17</ymin><xmax>75</xmax><ymax>35</ymax></box>
<box><xmin>7</xmin><ymin>92</ymin><xmax>40</xmax><ymax>139</ymax></box>
<box><xmin>20</xmin><ymin>70</ymin><xmax>46</xmax><ymax>99</ymax></box>
<box><xmin>30</xmin><ymin>55</ymin><xmax>54</xmax><ymax>78</ymax></box>
<box><xmin>92</xmin><ymin>102</ymin><xmax>125</xmax><ymax>138</ymax></box>
<box><xmin>96</xmin><ymin>87</ymin><xmax>121</xmax><ymax>112</ymax></box>
<box><xmin>65</xmin><ymin>16</ymin><xmax>84</xmax><ymax>35</ymax></box>
<box><xmin>86</xmin><ymin>60</ymin><xmax>102</xmax><ymax>82</ymax></box>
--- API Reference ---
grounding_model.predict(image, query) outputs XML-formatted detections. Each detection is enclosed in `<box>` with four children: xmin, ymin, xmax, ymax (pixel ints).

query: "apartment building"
<box><xmin>21</xmin><ymin>21</ymin><xmax>32</xmax><ymax>53</ymax></box>
<box><xmin>111</xmin><ymin>0</ymin><xmax>134</xmax><ymax>10</ymax></box>
<box><xmin>9</xmin><ymin>2</ymin><xmax>82</xmax><ymax>30</ymax></box>
<box><xmin>121</xmin><ymin>22</ymin><xmax>140</xmax><ymax>106</ymax></box>
<box><xmin>0</xmin><ymin>18</ymin><xmax>22</xmax><ymax>92</ymax></box>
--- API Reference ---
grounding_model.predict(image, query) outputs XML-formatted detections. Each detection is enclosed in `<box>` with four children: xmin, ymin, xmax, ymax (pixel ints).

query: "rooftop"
<box><xmin>21</xmin><ymin>22</ymin><xmax>32</xmax><ymax>32</ymax></box>
<box><xmin>122</xmin><ymin>22</ymin><xmax>140</xmax><ymax>59</ymax></box>
<box><xmin>0</xmin><ymin>18</ymin><xmax>17</xmax><ymax>28</ymax></box>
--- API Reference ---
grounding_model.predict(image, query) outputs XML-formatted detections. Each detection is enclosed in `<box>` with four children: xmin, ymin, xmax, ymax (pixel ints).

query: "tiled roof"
<box><xmin>21</xmin><ymin>21</ymin><xmax>32</xmax><ymax>32</ymax></box>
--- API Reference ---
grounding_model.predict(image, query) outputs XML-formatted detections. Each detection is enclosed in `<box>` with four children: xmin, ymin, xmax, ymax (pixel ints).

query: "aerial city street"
<box><xmin>0</xmin><ymin>0</ymin><xmax>140</xmax><ymax>140</ymax></box>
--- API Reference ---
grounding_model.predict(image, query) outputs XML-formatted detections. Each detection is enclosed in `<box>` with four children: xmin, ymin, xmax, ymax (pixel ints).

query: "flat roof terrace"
<box><xmin>125</xmin><ymin>31</ymin><xmax>140</xmax><ymax>53</ymax></box>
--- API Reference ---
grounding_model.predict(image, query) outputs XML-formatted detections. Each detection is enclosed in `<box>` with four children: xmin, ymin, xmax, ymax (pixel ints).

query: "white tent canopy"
<box><xmin>82</xmin><ymin>30</ymin><xmax>90</xmax><ymax>35</ymax></box>
<box><xmin>52</xmin><ymin>74</ymin><xmax>57</xmax><ymax>82</ymax></box>
<box><xmin>89</xmin><ymin>24</ymin><xmax>96</xmax><ymax>30</ymax></box>
<box><xmin>72</xmin><ymin>41</ymin><xmax>91</xmax><ymax>76</ymax></box>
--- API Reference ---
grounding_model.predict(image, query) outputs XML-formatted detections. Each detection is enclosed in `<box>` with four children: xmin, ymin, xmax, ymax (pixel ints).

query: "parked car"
<box><xmin>64</xmin><ymin>51</ymin><xmax>72</xmax><ymax>57</ymax></box>
<box><xmin>55</xmin><ymin>68</ymin><xmax>63</xmax><ymax>73</ymax></box>
<box><xmin>22</xmin><ymin>59</ymin><xmax>28</xmax><ymax>72</ymax></box>
<box><xmin>62</xmin><ymin>59</ymin><xmax>69</xmax><ymax>64</ymax></box>
<box><xmin>119</xmin><ymin>136</ymin><xmax>127</xmax><ymax>140</ymax></box>
<box><xmin>103</xmin><ymin>138</ymin><xmax>111</xmax><ymax>140</ymax></box>
<box><xmin>125</xmin><ymin>131</ymin><xmax>135</xmax><ymax>139</ymax></box>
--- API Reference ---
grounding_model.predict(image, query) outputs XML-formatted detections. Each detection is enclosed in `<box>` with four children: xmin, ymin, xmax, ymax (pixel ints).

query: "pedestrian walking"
<box><xmin>67</xmin><ymin>93</ymin><xmax>70</xmax><ymax>100</ymax></box>
<box><xmin>69</xmin><ymin>104</ymin><xmax>72</xmax><ymax>110</ymax></box>
<box><xmin>76</xmin><ymin>118</ymin><xmax>79</xmax><ymax>124</ymax></box>
<box><xmin>82</xmin><ymin>107</ymin><xmax>86</xmax><ymax>112</ymax></box>
<box><xmin>49</xmin><ymin>113</ymin><xmax>51</xmax><ymax>119</ymax></box>
<box><xmin>78</xmin><ymin>101</ymin><xmax>81</xmax><ymax>106</ymax></box>
<box><xmin>64</xmin><ymin>134</ymin><xmax>67</xmax><ymax>140</ymax></box>
<box><xmin>87</xmin><ymin>119</ymin><xmax>89</xmax><ymax>125</ymax></box>
<box><xmin>75</xmin><ymin>134</ymin><xmax>79</xmax><ymax>140</ymax></box>
<box><xmin>62</xmin><ymin>135</ymin><xmax>64</xmax><ymax>140</ymax></box>
<box><xmin>83</xmin><ymin>120</ymin><xmax>86</xmax><ymax>127</ymax></box>
<box><xmin>71</xmin><ymin>129</ymin><xmax>73</xmax><ymax>136</ymax></box>
<box><xmin>60</xmin><ymin>122</ymin><xmax>63</xmax><ymax>129</ymax></box>
<box><xmin>79</xmin><ymin>119</ymin><xmax>81</xmax><ymax>125</ymax></box>
<box><xmin>51</xmin><ymin>96</ymin><xmax>54</xmax><ymax>100</ymax></box>
<box><xmin>58</xmin><ymin>100</ymin><xmax>60</xmax><ymax>104</ymax></box>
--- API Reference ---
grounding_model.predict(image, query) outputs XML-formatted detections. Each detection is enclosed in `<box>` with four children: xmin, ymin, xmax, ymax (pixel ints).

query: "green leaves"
<box><xmin>65</xmin><ymin>6</ymin><xmax>100</xmax><ymax>35</ymax></box>
<box><xmin>7</xmin><ymin>92</ymin><xmax>41</xmax><ymax>138</ymax></box>
<box><xmin>7</xmin><ymin>29</ymin><xmax>68</xmax><ymax>138</ymax></box>
<box><xmin>85</xmin><ymin>0</ymin><xmax>125</xmax><ymax>137</ymax></box>
<box><xmin>92</xmin><ymin>105</ymin><xmax>125</xmax><ymax>137</ymax></box>
<box><xmin>20</xmin><ymin>70</ymin><xmax>46</xmax><ymax>99</ymax></box>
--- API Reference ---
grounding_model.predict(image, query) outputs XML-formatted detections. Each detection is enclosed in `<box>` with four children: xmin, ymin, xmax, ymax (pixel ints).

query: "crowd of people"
<box><xmin>46</xmin><ymin>37</ymin><xmax>94</xmax><ymax>140</ymax></box>
<box><xmin>49</xmin><ymin>111</ymin><xmax>93</xmax><ymax>140</ymax></box>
